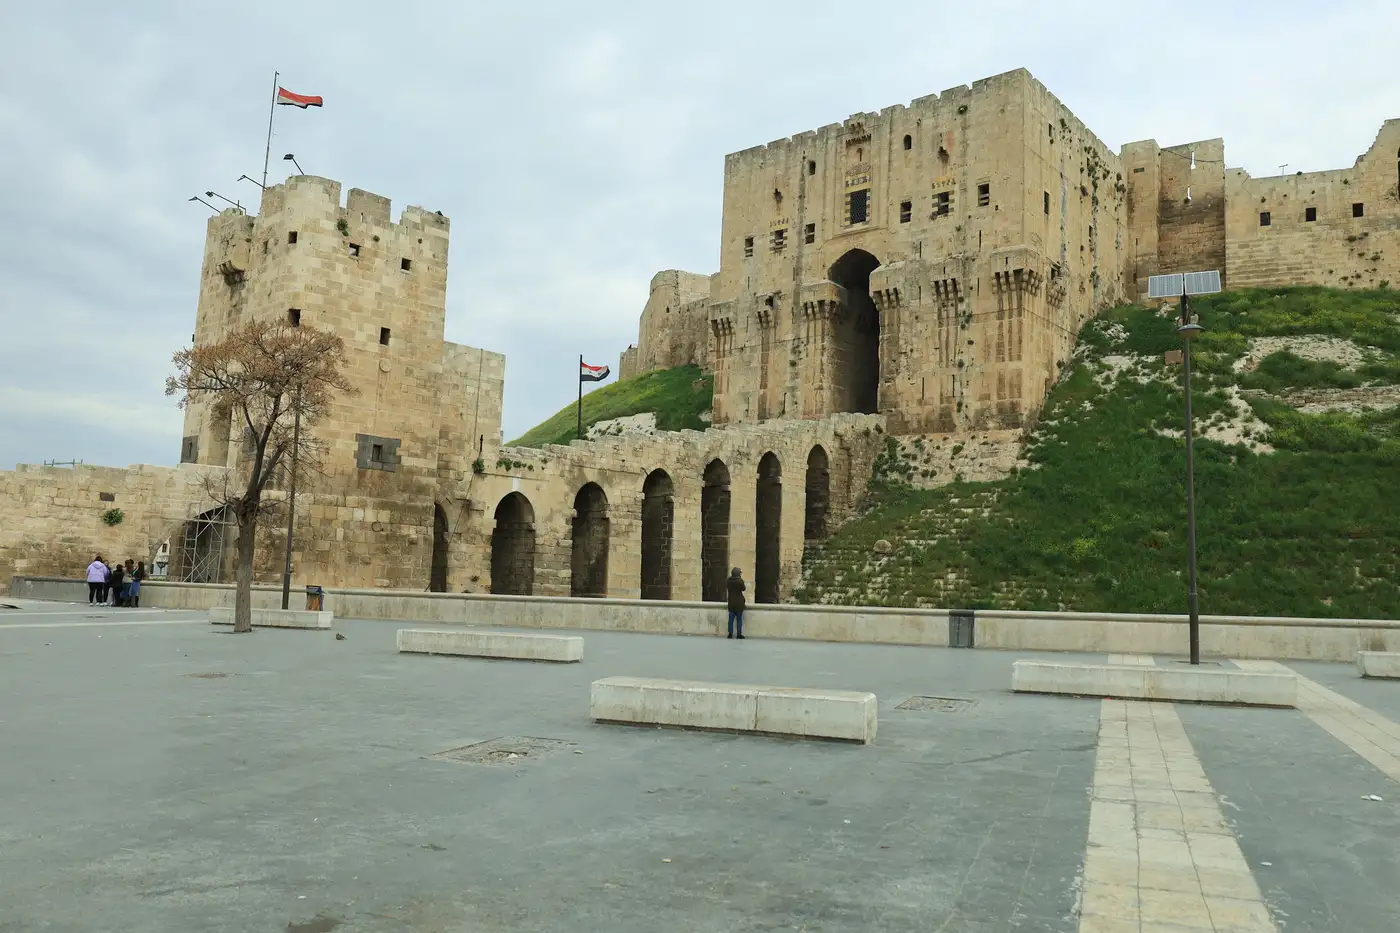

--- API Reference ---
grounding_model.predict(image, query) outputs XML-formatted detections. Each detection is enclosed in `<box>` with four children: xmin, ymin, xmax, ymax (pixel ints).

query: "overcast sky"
<box><xmin>1</xmin><ymin>1</ymin><xmax>1396</xmax><ymax>470</ymax></box>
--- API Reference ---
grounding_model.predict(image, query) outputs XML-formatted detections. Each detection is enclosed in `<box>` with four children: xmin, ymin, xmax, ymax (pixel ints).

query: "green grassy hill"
<box><xmin>797</xmin><ymin>287</ymin><xmax>1400</xmax><ymax>618</ymax></box>
<box><xmin>507</xmin><ymin>365</ymin><xmax>714</xmax><ymax>448</ymax></box>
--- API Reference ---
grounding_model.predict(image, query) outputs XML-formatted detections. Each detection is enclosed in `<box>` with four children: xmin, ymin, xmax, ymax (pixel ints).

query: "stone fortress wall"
<box><xmin>623</xmin><ymin>68</ymin><xmax>1400</xmax><ymax>432</ymax></box>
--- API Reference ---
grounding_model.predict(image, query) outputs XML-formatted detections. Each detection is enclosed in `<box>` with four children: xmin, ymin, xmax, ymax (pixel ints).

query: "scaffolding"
<box><xmin>173</xmin><ymin>502</ymin><xmax>236</xmax><ymax>584</ymax></box>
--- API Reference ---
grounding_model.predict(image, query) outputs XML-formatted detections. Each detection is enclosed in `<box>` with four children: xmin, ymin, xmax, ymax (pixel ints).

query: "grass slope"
<box><xmin>799</xmin><ymin>287</ymin><xmax>1400</xmax><ymax>618</ymax></box>
<box><xmin>507</xmin><ymin>365</ymin><xmax>713</xmax><ymax>448</ymax></box>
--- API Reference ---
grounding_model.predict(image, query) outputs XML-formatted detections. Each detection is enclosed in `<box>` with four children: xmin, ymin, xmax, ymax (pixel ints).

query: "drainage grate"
<box><xmin>896</xmin><ymin>696</ymin><xmax>977</xmax><ymax>713</ymax></box>
<box><xmin>185</xmin><ymin>672</ymin><xmax>232</xmax><ymax>679</ymax></box>
<box><xmin>430</xmin><ymin>736</ymin><xmax>575</xmax><ymax>764</ymax></box>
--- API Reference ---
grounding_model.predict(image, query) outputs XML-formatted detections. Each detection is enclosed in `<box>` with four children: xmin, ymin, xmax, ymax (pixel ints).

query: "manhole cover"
<box><xmin>185</xmin><ymin>672</ymin><xmax>232</xmax><ymax>679</ymax></box>
<box><xmin>897</xmin><ymin>696</ymin><xmax>977</xmax><ymax>713</ymax></box>
<box><xmin>430</xmin><ymin>736</ymin><xmax>575</xmax><ymax>764</ymax></box>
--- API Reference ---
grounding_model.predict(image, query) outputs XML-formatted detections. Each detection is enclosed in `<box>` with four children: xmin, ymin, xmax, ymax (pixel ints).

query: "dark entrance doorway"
<box><xmin>490</xmin><ymin>492</ymin><xmax>535</xmax><ymax>595</ymax></box>
<box><xmin>701</xmin><ymin>459</ymin><xmax>731</xmax><ymax>602</ymax></box>
<box><xmin>755</xmin><ymin>452</ymin><xmax>782</xmax><ymax>604</ymax></box>
<box><xmin>640</xmin><ymin>469</ymin><xmax>674</xmax><ymax>600</ymax></box>
<box><xmin>570</xmin><ymin>483</ymin><xmax>609</xmax><ymax>598</ymax></box>
<box><xmin>804</xmin><ymin>445</ymin><xmax>830</xmax><ymax>540</ymax></box>
<box><xmin>828</xmin><ymin>248</ymin><xmax>882</xmax><ymax>414</ymax></box>
<box><xmin>429</xmin><ymin>503</ymin><xmax>450</xmax><ymax>592</ymax></box>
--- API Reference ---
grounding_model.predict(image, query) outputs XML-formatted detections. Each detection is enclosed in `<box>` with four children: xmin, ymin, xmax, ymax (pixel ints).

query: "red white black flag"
<box><xmin>276</xmin><ymin>87</ymin><xmax>323</xmax><ymax>109</ymax></box>
<box><xmin>580</xmin><ymin>361</ymin><xmax>610</xmax><ymax>382</ymax></box>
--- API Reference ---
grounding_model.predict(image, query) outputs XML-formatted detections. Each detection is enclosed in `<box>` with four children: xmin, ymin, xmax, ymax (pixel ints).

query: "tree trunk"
<box><xmin>233</xmin><ymin>510</ymin><xmax>257</xmax><ymax>634</ymax></box>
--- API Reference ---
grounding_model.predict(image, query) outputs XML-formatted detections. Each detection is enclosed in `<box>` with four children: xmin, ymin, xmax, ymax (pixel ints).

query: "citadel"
<box><xmin>4</xmin><ymin>68</ymin><xmax>1399</xmax><ymax>602</ymax></box>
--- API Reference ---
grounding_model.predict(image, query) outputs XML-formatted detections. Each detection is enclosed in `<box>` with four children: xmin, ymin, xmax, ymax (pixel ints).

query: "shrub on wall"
<box><xmin>101</xmin><ymin>508</ymin><xmax>124</xmax><ymax>527</ymax></box>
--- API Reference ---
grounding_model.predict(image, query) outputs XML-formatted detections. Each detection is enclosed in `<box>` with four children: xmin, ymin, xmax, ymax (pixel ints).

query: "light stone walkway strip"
<box><xmin>1080</xmin><ymin>696</ymin><xmax>1278</xmax><ymax>932</ymax></box>
<box><xmin>1235</xmin><ymin>659</ymin><xmax>1400</xmax><ymax>785</ymax></box>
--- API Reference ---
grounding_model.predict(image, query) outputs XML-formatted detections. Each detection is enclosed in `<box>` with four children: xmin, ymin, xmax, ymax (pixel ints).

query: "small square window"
<box><xmin>743</xmin><ymin>236</ymin><xmax>754</xmax><ymax>258</ymax></box>
<box><xmin>934</xmin><ymin>191</ymin><xmax>950</xmax><ymax>216</ymax></box>
<box><xmin>1259</xmin><ymin>211</ymin><xmax>1271</xmax><ymax>227</ymax></box>
<box><xmin>804</xmin><ymin>222</ymin><xmax>815</xmax><ymax>244</ymax></box>
<box><xmin>401</xmin><ymin>257</ymin><xmax>412</xmax><ymax>272</ymax></box>
<box><xmin>98</xmin><ymin>492</ymin><xmax>115</xmax><ymax>503</ymax></box>
<box><xmin>771</xmin><ymin>228</ymin><xmax>786</xmax><ymax>250</ymax></box>
<box><xmin>371</xmin><ymin>443</ymin><xmax>385</xmax><ymax>464</ymax></box>
<box><xmin>287</xmin><ymin>231</ymin><xmax>298</xmax><ymax>245</ymax></box>
<box><xmin>1044</xmin><ymin>191</ymin><xmax>1050</xmax><ymax>215</ymax></box>
<box><xmin>899</xmin><ymin>200</ymin><xmax>912</xmax><ymax>223</ymax></box>
<box><xmin>977</xmin><ymin>183</ymin><xmax>990</xmax><ymax>207</ymax></box>
<box><xmin>1305</xmin><ymin>207</ymin><xmax>1317</xmax><ymax>222</ymax></box>
<box><xmin>288</xmin><ymin>308</ymin><xmax>301</xmax><ymax>327</ymax></box>
<box><xmin>1353</xmin><ymin>202</ymin><xmax>1364</xmax><ymax>218</ymax></box>
<box><xmin>379</xmin><ymin>327</ymin><xmax>390</xmax><ymax>346</ymax></box>
<box><xmin>349</xmin><ymin>242</ymin><xmax>361</xmax><ymax>256</ymax></box>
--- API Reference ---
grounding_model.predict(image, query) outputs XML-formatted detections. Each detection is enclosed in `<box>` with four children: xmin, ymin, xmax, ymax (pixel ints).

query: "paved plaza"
<box><xmin>1</xmin><ymin>600</ymin><xmax>1398</xmax><ymax>932</ymax></box>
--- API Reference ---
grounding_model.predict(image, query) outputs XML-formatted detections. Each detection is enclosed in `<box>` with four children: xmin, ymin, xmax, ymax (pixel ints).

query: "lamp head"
<box><xmin>1177</xmin><ymin>323</ymin><xmax>1204</xmax><ymax>341</ymax></box>
<box><xmin>283</xmin><ymin>153</ymin><xmax>295</xmax><ymax>161</ymax></box>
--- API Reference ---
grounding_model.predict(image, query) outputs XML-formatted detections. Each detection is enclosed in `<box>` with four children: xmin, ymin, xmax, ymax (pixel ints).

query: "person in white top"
<box><xmin>85</xmin><ymin>555</ymin><xmax>107</xmax><ymax>606</ymax></box>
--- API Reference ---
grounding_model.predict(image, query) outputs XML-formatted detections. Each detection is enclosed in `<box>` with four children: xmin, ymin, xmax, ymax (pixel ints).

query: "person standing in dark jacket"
<box><xmin>726</xmin><ymin>567</ymin><xmax>746</xmax><ymax>639</ymax></box>
<box><xmin>108</xmin><ymin>561</ymin><xmax>125</xmax><ymax>607</ymax></box>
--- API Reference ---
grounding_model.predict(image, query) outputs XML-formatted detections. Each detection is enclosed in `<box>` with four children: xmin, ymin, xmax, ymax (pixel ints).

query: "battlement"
<box><xmin>726</xmin><ymin>68</ymin><xmax>1036</xmax><ymax>162</ymax></box>
<box><xmin>254</xmin><ymin>176</ymin><xmax>450</xmax><ymax>238</ymax></box>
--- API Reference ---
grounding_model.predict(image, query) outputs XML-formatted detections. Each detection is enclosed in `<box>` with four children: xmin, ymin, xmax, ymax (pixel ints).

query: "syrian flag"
<box><xmin>276</xmin><ymin>87</ymin><xmax>323</xmax><ymax>109</ymax></box>
<box><xmin>580</xmin><ymin>361</ymin><xmax>610</xmax><ymax>382</ymax></box>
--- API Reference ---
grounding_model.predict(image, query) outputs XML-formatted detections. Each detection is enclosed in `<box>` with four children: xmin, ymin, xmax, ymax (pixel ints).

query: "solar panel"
<box><xmin>1183</xmin><ymin>270</ymin><xmax>1222</xmax><ymax>295</ymax></box>
<box><xmin>1147</xmin><ymin>273</ymin><xmax>1183</xmax><ymax>299</ymax></box>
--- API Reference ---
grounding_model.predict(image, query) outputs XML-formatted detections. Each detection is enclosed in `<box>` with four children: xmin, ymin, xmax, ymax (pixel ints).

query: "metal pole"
<box><xmin>577</xmin><ymin>355</ymin><xmax>584</xmax><ymax>440</ymax></box>
<box><xmin>280</xmin><ymin>388</ymin><xmax>301</xmax><ymax>610</ymax></box>
<box><xmin>261</xmin><ymin>71</ymin><xmax>279</xmax><ymax>190</ymax></box>
<box><xmin>1181</xmin><ymin>294</ymin><xmax>1201</xmax><ymax>665</ymax></box>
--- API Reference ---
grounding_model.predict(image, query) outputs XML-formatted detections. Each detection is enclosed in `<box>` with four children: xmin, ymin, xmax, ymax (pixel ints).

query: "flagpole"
<box><xmin>261</xmin><ymin>70</ymin><xmax>279</xmax><ymax>190</ymax></box>
<box><xmin>577</xmin><ymin>354</ymin><xmax>584</xmax><ymax>441</ymax></box>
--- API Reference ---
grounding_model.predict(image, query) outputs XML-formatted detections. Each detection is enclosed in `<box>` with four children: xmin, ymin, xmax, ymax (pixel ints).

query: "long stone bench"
<box><xmin>590</xmin><ymin>676</ymin><xmax>877</xmax><ymax>743</ymax></box>
<box><xmin>1012</xmin><ymin>661</ymin><xmax>1296</xmax><ymax>707</ymax></box>
<box><xmin>1357</xmin><ymin>651</ymin><xmax>1400</xmax><ymax>679</ymax></box>
<box><xmin>397</xmin><ymin>628</ymin><xmax>583</xmax><ymax>662</ymax></box>
<box><xmin>209</xmin><ymin>608</ymin><xmax>332</xmax><ymax>630</ymax></box>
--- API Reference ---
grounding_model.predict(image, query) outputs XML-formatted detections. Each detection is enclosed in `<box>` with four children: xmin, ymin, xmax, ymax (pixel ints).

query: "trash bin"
<box><xmin>306</xmin><ymin>585</ymin><xmax>324</xmax><ymax>612</ymax></box>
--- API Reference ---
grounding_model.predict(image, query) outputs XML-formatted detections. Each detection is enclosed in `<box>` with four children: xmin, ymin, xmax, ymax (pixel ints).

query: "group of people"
<box><xmin>85</xmin><ymin>555</ymin><xmax>147</xmax><ymax>607</ymax></box>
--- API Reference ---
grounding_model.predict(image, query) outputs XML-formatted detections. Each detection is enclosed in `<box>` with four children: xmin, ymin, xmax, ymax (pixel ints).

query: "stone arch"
<box><xmin>701</xmin><ymin>459</ymin><xmax>731</xmax><ymax>602</ymax></box>
<box><xmin>429</xmin><ymin>503</ymin><xmax>450</xmax><ymax>592</ymax></box>
<box><xmin>640</xmin><ymin>469</ymin><xmax>674</xmax><ymax>600</ymax></box>
<box><xmin>804</xmin><ymin>445</ymin><xmax>831</xmax><ymax>540</ymax></box>
<box><xmin>570</xmin><ymin>482</ymin><xmax>610</xmax><ymax>598</ymax></box>
<box><xmin>490</xmin><ymin>492</ymin><xmax>535</xmax><ymax>595</ymax></box>
<box><xmin>755</xmin><ymin>452</ymin><xmax>782</xmax><ymax>604</ymax></box>
<box><xmin>828</xmin><ymin>248</ymin><xmax>882</xmax><ymax>414</ymax></box>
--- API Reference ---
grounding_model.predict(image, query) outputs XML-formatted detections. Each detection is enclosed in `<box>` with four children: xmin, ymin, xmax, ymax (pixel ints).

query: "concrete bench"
<box><xmin>209</xmin><ymin>608</ymin><xmax>332</xmax><ymax>630</ymax></box>
<box><xmin>1012</xmin><ymin>661</ymin><xmax>1296</xmax><ymax>708</ymax></box>
<box><xmin>1357</xmin><ymin>651</ymin><xmax>1400</xmax><ymax>679</ymax></box>
<box><xmin>590</xmin><ymin>676</ymin><xmax>877</xmax><ymax>743</ymax></box>
<box><xmin>397</xmin><ymin>629</ymin><xmax>583</xmax><ymax>662</ymax></box>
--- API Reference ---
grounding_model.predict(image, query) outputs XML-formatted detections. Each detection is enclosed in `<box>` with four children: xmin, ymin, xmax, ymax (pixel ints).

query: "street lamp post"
<box><xmin>282</xmin><ymin>153</ymin><xmax>305</xmax><ymax>175</ymax></box>
<box><xmin>205</xmin><ymin>190</ymin><xmax>243</xmax><ymax>211</ymax></box>
<box><xmin>280</xmin><ymin>387</ymin><xmax>302</xmax><ymax>610</ymax></box>
<box><xmin>1147</xmin><ymin>270</ymin><xmax>1220</xmax><ymax>666</ymax></box>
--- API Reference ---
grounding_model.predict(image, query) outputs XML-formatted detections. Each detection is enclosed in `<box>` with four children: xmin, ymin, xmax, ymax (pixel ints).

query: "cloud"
<box><xmin>2</xmin><ymin>0</ymin><xmax>1398</xmax><ymax>470</ymax></box>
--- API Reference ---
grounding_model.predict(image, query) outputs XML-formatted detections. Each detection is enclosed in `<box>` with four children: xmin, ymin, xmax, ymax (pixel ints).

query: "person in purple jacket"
<box><xmin>86</xmin><ymin>555</ymin><xmax>107</xmax><ymax>606</ymax></box>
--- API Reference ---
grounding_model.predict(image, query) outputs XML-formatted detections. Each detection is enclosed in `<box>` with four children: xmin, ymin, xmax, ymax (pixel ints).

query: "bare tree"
<box><xmin>167</xmin><ymin>321</ymin><xmax>355</xmax><ymax>633</ymax></box>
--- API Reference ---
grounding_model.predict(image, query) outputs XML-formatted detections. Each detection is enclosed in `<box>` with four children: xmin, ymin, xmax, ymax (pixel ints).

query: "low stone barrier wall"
<box><xmin>1011</xmin><ymin>660</ymin><xmax>1297</xmax><ymax>707</ymax></box>
<box><xmin>590</xmin><ymin>676</ymin><xmax>878</xmax><ymax>743</ymax></box>
<box><xmin>12</xmin><ymin>577</ymin><xmax>1400</xmax><ymax>662</ymax></box>
<box><xmin>397</xmin><ymin>629</ymin><xmax>583</xmax><ymax>662</ymax></box>
<box><xmin>1356</xmin><ymin>651</ymin><xmax>1400</xmax><ymax>679</ymax></box>
<box><xmin>209</xmin><ymin>608</ymin><xmax>332</xmax><ymax>630</ymax></box>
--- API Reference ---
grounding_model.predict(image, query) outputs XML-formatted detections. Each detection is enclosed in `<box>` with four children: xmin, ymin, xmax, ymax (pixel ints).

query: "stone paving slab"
<box><xmin>0</xmin><ymin>611</ymin><xmax>1396</xmax><ymax>932</ymax></box>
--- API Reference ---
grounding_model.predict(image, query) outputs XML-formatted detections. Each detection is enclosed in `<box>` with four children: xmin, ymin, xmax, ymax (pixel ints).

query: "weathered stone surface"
<box><xmin>396</xmin><ymin>628</ymin><xmax>582</xmax><ymax>662</ymax></box>
<box><xmin>590</xmin><ymin>676</ymin><xmax>877</xmax><ymax>743</ymax></box>
<box><xmin>1356</xmin><ymin>651</ymin><xmax>1400</xmax><ymax>679</ymax></box>
<box><xmin>1011</xmin><ymin>660</ymin><xmax>1296</xmax><ymax>707</ymax></box>
<box><xmin>872</xmin><ymin>539</ymin><xmax>893</xmax><ymax>554</ymax></box>
<box><xmin>209</xmin><ymin>608</ymin><xmax>332</xmax><ymax>630</ymax></box>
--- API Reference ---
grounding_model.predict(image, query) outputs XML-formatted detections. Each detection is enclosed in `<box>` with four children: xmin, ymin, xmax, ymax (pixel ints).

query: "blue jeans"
<box><xmin>727</xmin><ymin>611</ymin><xmax>743</xmax><ymax>637</ymax></box>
